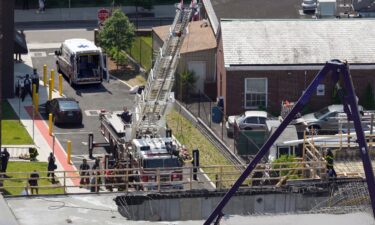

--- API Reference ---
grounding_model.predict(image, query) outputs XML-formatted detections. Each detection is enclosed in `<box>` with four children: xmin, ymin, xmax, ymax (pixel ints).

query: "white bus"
<box><xmin>55</xmin><ymin>39</ymin><xmax>108</xmax><ymax>85</ymax></box>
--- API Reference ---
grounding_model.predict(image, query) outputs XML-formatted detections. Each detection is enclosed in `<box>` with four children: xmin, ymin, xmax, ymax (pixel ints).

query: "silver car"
<box><xmin>225</xmin><ymin>111</ymin><xmax>268</xmax><ymax>137</ymax></box>
<box><xmin>296</xmin><ymin>104</ymin><xmax>363</xmax><ymax>133</ymax></box>
<box><xmin>301</xmin><ymin>0</ymin><xmax>317</xmax><ymax>12</ymax></box>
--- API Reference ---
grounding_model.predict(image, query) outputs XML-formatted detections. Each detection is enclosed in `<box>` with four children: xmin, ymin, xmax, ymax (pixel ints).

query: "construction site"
<box><xmin>1</xmin><ymin>1</ymin><xmax>375</xmax><ymax>225</ymax></box>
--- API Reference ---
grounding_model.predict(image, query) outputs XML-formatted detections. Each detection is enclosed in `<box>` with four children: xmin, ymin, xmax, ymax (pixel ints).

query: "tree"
<box><xmin>178</xmin><ymin>70</ymin><xmax>197</xmax><ymax>101</ymax></box>
<box><xmin>359</xmin><ymin>83</ymin><xmax>375</xmax><ymax>110</ymax></box>
<box><xmin>98</xmin><ymin>9</ymin><xmax>135</xmax><ymax>69</ymax></box>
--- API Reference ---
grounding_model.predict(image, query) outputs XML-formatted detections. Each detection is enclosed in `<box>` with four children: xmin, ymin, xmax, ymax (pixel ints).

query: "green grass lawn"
<box><xmin>167</xmin><ymin>110</ymin><xmax>240</xmax><ymax>187</ymax></box>
<box><xmin>2</xmin><ymin>101</ymin><xmax>33</xmax><ymax>145</ymax></box>
<box><xmin>129</xmin><ymin>36</ymin><xmax>153</xmax><ymax>71</ymax></box>
<box><xmin>1</xmin><ymin>162</ymin><xmax>65</xmax><ymax>196</ymax></box>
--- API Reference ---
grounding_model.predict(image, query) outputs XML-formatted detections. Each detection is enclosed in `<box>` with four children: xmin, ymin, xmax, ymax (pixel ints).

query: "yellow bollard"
<box><xmin>59</xmin><ymin>74</ymin><xmax>63</xmax><ymax>96</ymax></box>
<box><xmin>32</xmin><ymin>84</ymin><xmax>36</xmax><ymax>106</ymax></box>
<box><xmin>50</xmin><ymin>69</ymin><xmax>55</xmax><ymax>91</ymax></box>
<box><xmin>49</xmin><ymin>113</ymin><xmax>53</xmax><ymax>136</ymax></box>
<box><xmin>43</xmin><ymin>64</ymin><xmax>47</xmax><ymax>86</ymax></box>
<box><xmin>49</xmin><ymin>79</ymin><xmax>53</xmax><ymax>100</ymax></box>
<box><xmin>67</xmin><ymin>140</ymin><xmax>72</xmax><ymax>165</ymax></box>
<box><xmin>35</xmin><ymin>93</ymin><xmax>39</xmax><ymax>113</ymax></box>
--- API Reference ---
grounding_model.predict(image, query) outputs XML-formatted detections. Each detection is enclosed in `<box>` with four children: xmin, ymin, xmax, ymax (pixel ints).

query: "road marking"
<box><xmin>48</xmin><ymin>52</ymin><xmax>55</xmax><ymax>56</ymax></box>
<box><xmin>85</xmin><ymin>110</ymin><xmax>101</xmax><ymax>116</ymax></box>
<box><xmin>28</xmin><ymin>42</ymin><xmax>61</xmax><ymax>49</ymax></box>
<box><xmin>30</xmin><ymin>51</ymin><xmax>47</xmax><ymax>57</ymax></box>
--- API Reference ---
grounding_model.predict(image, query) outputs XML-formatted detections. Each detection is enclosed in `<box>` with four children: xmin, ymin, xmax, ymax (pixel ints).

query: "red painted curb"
<box><xmin>25</xmin><ymin>106</ymin><xmax>80</xmax><ymax>186</ymax></box>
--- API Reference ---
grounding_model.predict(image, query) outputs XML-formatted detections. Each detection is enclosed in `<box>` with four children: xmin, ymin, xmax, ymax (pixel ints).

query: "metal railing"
<box><xmin>0</xmin><ymin>161</ymin><xmax>330</xmax><ymax>196</ymax></box>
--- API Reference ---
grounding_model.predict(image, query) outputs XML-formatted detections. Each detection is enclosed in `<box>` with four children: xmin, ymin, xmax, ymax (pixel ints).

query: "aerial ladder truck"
<box><xmin>99</xmin><ymin>1</ymin><xmax>198</xmax><ymax>190</ymax></box>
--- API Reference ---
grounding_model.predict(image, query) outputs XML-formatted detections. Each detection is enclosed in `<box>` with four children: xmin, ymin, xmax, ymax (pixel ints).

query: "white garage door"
<box><xmin>187</xmin><ymin>61</ymin><xmax>206</xmax><ymax>93</ymax></box>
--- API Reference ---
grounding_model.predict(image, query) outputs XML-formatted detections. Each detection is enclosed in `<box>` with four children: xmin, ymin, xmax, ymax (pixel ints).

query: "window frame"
<box><xmin>244</xmin><ymin>78</ymin><xmax>268</xmax><ymax>109</ymax></box>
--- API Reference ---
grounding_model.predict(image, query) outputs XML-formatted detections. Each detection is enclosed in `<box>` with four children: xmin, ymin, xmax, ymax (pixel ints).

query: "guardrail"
<box><xmin>0</xmin><ymin>162</ymin><xmax>332</xmax><ymax>196</ymax></box>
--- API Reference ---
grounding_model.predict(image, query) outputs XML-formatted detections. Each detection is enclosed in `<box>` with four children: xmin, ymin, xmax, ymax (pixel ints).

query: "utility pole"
<box><xmin>0</xmin><ymin>0</ymin><xmax>15</xmax><ymax>149</ymax></box>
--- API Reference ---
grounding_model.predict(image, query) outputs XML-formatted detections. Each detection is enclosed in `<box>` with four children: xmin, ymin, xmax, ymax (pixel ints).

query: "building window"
<box><xmin>245</xmin><ymin>78</ymin><xmax>267</xmax><ymax>109</ymax></box>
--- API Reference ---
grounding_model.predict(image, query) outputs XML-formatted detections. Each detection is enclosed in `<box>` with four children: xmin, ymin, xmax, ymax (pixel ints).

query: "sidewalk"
<box><xmin>15</xmin><ymin>5</ymin><xmax>175</xmax><ymax>24</ymax></box>
<box><xmin>8</xmin><ymin>53</ymin><xmax>87</xmax><ymax>193</ymax></box>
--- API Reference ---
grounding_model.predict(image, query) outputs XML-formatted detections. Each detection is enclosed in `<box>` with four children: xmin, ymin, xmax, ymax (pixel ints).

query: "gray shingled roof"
<box><xmin>221</xmin><ymin>19</ymin><xmax>375</xmax><ymax>66</ymax></box>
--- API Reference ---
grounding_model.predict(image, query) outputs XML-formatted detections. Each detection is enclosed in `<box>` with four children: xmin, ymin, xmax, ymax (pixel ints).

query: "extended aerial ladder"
<box><xmin>133</xmin><ymin>2</ymin><xmax>197</xmax><ymax>138</ymax></box>
<box><xmin>205</xmin><ymin>60</ymin><xmax>375</xmax><ymax>224</ymax></box>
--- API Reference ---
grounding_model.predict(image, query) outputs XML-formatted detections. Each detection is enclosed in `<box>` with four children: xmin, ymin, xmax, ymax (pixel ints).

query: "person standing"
<box><xmin>118</xmin><ymin>106</ymin><xmax>131</xmax><ymax>123</ymax></box>
<box><xmin>37</xmin><ymin>0</ymin><xmax>45</xmax><ymax>13</ymax></box>
<box><xmin>79</xmin><ymin>159</ymin><xmax>90</xmax><ymax>187</ymax></box>
<box><xmin>47</xmin><ymin>153</ymin><xmax>56</xmax><ymax>183</ymax></box>
<box><xmin>28</xmin><ymin>170</ymin><xmax>40</xmax><ymax>195</ymax></box>
<box><xmin>21</xmin><ymin>74</ymin><xmax>32</xmax><ymax>102</ymax></box>
<box><xmin>1</xmin><ymin>148</ymin><xmax>10</xmax><ymax>174</ymax></box>
<box><xmin>325</xmin><ymin>149</ymin><xmax>337</xmax><ymax>178</ymax></box>
<box><xmin>31</xmin><ymin>68</ymin><xmax>39</xmax><ymax>94</ymax></box>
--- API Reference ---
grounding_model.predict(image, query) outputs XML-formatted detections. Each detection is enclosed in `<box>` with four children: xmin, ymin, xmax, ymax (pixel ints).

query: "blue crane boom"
<box><xmin>205</xmin><ymin>59</ymin><xmax>375</xmax><ymax>224</ymax></box>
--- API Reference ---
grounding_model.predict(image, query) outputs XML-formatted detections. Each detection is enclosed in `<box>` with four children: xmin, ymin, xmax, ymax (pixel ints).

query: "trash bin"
<box><xmin>212</xmin><ymin>106</ymin><xmax>223</xmax><ymax>124</ymax></box>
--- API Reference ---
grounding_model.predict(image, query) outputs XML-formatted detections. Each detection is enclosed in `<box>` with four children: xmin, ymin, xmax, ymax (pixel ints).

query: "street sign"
<box><xmin>97</xmin><ymin>8</ymin><xmax>110</xmax><ymax>23</ymax></box>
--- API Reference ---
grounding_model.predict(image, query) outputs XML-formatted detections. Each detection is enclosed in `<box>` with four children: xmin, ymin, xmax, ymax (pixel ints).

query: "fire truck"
<box><xmin>99</xmin><ymin>1</ymin><xmax>198</xmax><ymax>190</ymax></box>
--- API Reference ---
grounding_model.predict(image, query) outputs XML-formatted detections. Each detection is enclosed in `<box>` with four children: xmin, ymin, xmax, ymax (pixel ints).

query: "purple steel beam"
<box><xmin>204</xmin><ymin>60</ymin><xmax>375</xmax><ymax>224</ymax></box>
<box><xmin>339</xmin><ymin>63</ymin><xmax>375</xmax><ymax>217</ymax></box>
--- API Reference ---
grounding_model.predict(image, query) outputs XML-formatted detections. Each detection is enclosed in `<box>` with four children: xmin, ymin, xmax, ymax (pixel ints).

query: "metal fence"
<box><xmin>0</xmin><ymin>161</ymin><xmax>330</xmax><ymax>196</ymax></box>
<box><xmin>129</xmin><ymin>37</ymin><xmax>152</xmax><ymax>71</ymax></box>
<box><xmin>180</xmin><ymin>91</ymin><xmax>266</xmax><ymax>161</ymax></box>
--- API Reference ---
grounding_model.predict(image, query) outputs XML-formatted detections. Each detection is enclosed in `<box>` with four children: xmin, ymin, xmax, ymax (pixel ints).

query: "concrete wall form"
<box><xmin>118</xmin><ymin>192</ymin><xmax>327</xmax><ymax>221</ymax></box>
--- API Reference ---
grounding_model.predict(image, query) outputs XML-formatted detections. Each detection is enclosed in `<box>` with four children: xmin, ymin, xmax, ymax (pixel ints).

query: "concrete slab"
<box><xmin>0</xmin><ymin>195</ymin><xmax>19</xmax><ymax>225</ymax></box>
<box><xmin>4</xmin><ymin>194</ymin><xmax>375</xmax><ymax>225</ymax></box>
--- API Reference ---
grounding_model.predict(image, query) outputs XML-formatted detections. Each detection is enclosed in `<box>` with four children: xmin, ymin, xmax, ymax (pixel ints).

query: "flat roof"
<box><xmin>63</xmin><ymin>38</ymin><xmax>100</xmax><ymax>53</ymax></box>
<box><xmin>208</xmin><ymin>0</ymin><xmax>303</xmax><ymax>20</ymax></box>
<box><xmin>152</xmin><ymin>20</ymin><xmax>217</xmax><ymax>54</ymax></box>
<box><xmin>221</xmin><ymin>19</ymin><xmax>375</xmax><ymax>66</ymax></box>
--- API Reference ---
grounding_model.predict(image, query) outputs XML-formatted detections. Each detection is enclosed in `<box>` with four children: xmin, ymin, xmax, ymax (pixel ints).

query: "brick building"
<box><xmin>152</xmin><ymin>20</ymin><xmax>217</xmax><ymax>97</ymax></box>
<box><xmin>217</xmin><ymin>19</ymin><xmax>375</xmax><ymax>116</ymax></box>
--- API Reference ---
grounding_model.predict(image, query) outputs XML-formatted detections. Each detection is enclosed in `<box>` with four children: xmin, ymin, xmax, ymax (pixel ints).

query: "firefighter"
<box><xmin>79</xmin><ymin>159</ymin><xmax>90</xmax><ymax>187</ymax></box>
<box><xmin>325</xmin><ymin>149</ymin><xmax>337</xmax><ymax>178</ymax></box>
<box><xmin>21</xmin><ymin>74</ymin><xmax>32</xmax><ymax>102</ymax></box>
<box><xmin>118</xmin><ymin>106</ymin><xmax>132</xmax><ymax>123</ymax></box>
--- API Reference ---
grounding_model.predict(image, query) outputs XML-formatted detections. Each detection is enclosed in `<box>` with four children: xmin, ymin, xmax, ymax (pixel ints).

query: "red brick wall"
<box><xmin>216</xmin><ymin>33</ymin><xmax>227</xmax><ymax>114</ymax></box>
<box><xmin>224</xmin><ymin>69</ymin><xmax>375</xmax><ymax>116</ymax></box>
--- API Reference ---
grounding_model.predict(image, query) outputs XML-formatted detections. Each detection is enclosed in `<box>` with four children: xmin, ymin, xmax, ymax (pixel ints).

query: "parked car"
<box><xmin>301</xmin><ymin>0</ymin><xmax>317</xmax><ymax>12</ymax></box>
<box><xmin>46</xmin><ymin>98</ymin><xmax>83</xmax><ymax>125</ymax></box>
<box><xmin>295</xmin><ymin>104</ymin><xmax>364</xmax><ymax>133</ymax></box>
<box><xmin>226</xmin><ymin>111</ymin><xmax>268</xmax><ymax>137</ymax></box>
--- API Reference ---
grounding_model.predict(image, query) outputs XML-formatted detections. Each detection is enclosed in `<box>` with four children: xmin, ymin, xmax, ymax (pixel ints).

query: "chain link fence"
<box><xmin>129</xmin><ymin>36</ymin><xmax>152</xmax><ymax>71</ymax></box>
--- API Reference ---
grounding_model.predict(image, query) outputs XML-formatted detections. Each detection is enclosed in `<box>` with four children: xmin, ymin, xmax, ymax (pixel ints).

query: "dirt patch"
<box><xmin>108</xmin><ymin>58</ymin><xmax>146</xmax><ymax>87</ymax></box>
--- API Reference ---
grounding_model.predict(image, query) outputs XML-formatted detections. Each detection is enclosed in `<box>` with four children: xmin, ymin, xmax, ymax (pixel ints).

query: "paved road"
<box><xmin>26</xmin><ymin>28</ymin><xmax>134</xmax><ymax>167</ymax></box>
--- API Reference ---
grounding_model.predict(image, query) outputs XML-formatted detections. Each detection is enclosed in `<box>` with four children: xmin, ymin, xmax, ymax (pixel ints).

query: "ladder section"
<box><xmin>136</xmin><ymin>5</ymin><xmax>194</xmax><ymax>137</ymax></box>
